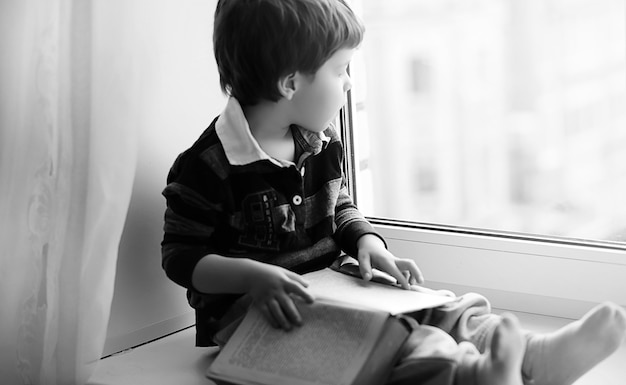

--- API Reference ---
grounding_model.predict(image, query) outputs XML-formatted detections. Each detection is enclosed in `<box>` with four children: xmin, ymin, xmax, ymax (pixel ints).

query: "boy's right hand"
<box><xmin>246</xmin><ymin>263</ymin><xmax>315</xmax><ymax>331</ymax></box>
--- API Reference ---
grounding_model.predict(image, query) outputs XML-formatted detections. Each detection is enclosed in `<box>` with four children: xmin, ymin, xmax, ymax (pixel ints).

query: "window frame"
<box><xmin>339</xmin><ymin>90</ymin><xmax>626</xmax><ymax>319</ymax></box>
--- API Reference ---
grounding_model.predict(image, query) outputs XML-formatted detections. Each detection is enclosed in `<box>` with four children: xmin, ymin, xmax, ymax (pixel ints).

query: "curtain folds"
<box><xmin>0</xmin><ymin>0</ymin><xmax>137</xmax><ymax>383</ymax></box>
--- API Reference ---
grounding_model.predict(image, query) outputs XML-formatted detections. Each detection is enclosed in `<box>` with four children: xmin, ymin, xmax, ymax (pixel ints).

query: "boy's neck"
<box><xmin>243</xmin><ymin>99</ymin><xmax>291</xmax><ymax>140</ymax></box>
<box><xmin>242</xmin><ymin>99</ymin><xmax>295</xmax><ymax>162</ymax></box>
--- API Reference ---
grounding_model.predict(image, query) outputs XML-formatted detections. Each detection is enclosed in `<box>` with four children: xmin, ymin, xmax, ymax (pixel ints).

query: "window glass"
<box><xmin>350</xmin><ymin>0</ymin><xmax>626</xmax><ymax>243</ymax></box>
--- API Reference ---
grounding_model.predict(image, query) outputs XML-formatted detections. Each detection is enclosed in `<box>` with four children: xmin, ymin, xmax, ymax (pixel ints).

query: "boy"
<box><xmin>162</xmin><ymin>0</ymin><xmax>626</xmax><ymax>384</ymax></box>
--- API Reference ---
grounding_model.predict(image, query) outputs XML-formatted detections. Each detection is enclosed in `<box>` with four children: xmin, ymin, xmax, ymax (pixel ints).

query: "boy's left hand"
<box><xmin>356</xmin><ymin>234</ymin><xmax>424</xmax><ymax>290</ymax></box>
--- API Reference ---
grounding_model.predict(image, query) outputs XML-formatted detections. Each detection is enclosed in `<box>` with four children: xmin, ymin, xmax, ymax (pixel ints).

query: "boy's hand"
<box><xmin>356</xmin><ymin>234</ymin><xmax>424</xmax><ymax>290</ymax></box>
<box><xmin>246</xmin><ymin>263</ymin><xmax>315</xmax><ymax>331</ymax></box>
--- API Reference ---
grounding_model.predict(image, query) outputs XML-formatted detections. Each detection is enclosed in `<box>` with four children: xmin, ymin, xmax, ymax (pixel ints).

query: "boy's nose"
<box><xmin>343</xmin><ymin>75</ymin><xmax>353</xmax><ymax>92</ymax></box>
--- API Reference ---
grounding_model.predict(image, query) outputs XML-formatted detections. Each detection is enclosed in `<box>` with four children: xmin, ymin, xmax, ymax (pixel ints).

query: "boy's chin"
<box><xmin>295</xmin><ymin>113</ymin><xmax>340</xmax><ymax>133</ymax></box>
<box><xmin>299</xmin><ymin>124</ymin><xmax>331</xmax><ymax>133</ymax></box>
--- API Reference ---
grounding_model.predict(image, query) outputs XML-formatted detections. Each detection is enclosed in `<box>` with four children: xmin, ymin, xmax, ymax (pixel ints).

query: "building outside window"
<box><xmin>348</xmin><ymin>0</ymin><xmax>626</xmax><ymax>245</ymax></box>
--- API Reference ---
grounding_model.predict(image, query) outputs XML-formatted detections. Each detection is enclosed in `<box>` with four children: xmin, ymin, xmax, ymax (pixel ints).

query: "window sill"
<box><xmin>372</xmin><ymin>222</ymin><xmax>626</xmax><ymax>319</ymax></box>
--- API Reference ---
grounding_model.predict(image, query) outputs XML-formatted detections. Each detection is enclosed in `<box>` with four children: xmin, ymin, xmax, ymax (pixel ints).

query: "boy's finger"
<box><xmin>268</xmin><ymin>298</ymin><xmax>291</xmax><ymax>330</ymax></box>
<box><xmin>288</xmin><ymin>272</ymin><xmax>310</xmax><ymax>288</ymax></box>
<box><xmin>278</xmin><ymin>294</ymin><xmax>303</xmax><ymax>326</ymax></box>
<box><xmin>286</xmin><ymin>280</ymin><xmax>315</xmax><ymax>303</ymax></box>
<box><xmin>259</xmin><ymin>304</ymin><xmax>279</xmax><ymax>329</ymax></box>
<box><xmin>405</xmin><ymin>271</ymin><xmax>419</xmax><ymax>286</ymax></box>
<box><xmin>379</xmin><ymin>261</ymin><xmax>409</xmax><ymax>289</ymax></box>
<box><xmin>358</xmin><ymin>253</ymin><xmax>373</xmax><ymax>281</ymax></box>
<box><xmin>393</xmin><ymin>271</ymin><xmax>411</xmax><ymax>290</ymax></box>
<box><xmin>413</xmin><ymin>266</ymin><xmax>424</xmax><ymax>284</ymax></box>
<box><xmin>398</xmin><ymin>259</ymin><xmax>424</xmax><ymax>284</ymax></box>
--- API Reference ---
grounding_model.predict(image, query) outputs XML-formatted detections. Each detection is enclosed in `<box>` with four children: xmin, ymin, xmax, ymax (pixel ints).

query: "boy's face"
<box><xmin>290</xmin><ymin>48</ymin><xmax>356</xmax><ymax>132</ymax></box>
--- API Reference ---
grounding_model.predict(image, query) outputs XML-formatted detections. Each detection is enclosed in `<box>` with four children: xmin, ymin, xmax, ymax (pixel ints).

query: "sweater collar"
<box><xmin>215</xmin><ymin>97</ymin><xmax>330</xmax><ymax>167</ymax></box>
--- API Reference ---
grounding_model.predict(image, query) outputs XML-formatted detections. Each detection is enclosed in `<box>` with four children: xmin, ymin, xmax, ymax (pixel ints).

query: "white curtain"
<box><xmin>0</xmin><ymin>0</ymin><xmax>137</xmax><ymax>384</ymax></box>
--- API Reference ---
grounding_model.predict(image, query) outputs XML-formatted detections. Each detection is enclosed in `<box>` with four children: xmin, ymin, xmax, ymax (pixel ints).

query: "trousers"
<box><xmin>388</xmin><ymin>292</ymin><xmax>499</xmax><ymax>385</ymax></box>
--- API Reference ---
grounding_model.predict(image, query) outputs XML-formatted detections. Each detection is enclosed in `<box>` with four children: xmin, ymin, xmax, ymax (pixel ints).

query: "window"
<box><xmin>349</xmin><ymin>0</ymin><xmax>626</xmax><ymax>245</ymax></box>
<box><xmin>343</xmin><ymin>0</ymin><xmax>626</xmax><ymax>318</ymax></box>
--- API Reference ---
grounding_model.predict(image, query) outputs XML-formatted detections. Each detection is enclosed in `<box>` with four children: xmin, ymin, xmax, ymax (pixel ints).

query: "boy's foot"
<box><xmin>476</xmin><ymin>313</ymin><xmax>525</xmax><ymax>385</ymax></box>
<box><xmin>523</xmin><ymin>302</ymin><xmax>626</xmax><ymax>385</ymax></box>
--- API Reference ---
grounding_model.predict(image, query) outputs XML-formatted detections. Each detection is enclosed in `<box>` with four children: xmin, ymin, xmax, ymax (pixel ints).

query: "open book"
<box><xmin>207</xmin><ymin>262</ymin><xmax>455</xmax><ymax>385</ymax></box>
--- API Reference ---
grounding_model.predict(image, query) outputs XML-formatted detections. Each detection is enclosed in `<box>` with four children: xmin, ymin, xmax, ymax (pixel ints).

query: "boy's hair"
<box><xmin>213</xmin><ymin>0</ymin><xmax>365</xmax><ymax>106</ymax></box>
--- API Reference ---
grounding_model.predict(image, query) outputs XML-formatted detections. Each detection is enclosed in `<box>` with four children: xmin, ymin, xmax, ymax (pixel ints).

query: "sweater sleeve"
<box><xmin>326</xmin><ymin>126</ymin><xmax>386</xmax><ymax>256</ymax></box>
<box><xmin>161</xmin><ymin>150</ymin><xmax>225</xmax><ymax>290</ymax></box>
<box><xmin>333</xmin><ymin>174</ymin><xmax>387</xmax><ymax>257</ymax></box>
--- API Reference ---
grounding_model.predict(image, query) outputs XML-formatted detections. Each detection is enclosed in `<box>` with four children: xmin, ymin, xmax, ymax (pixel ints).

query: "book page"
<box><xmin>304</xmin><ymin>268</ymin><xmax>455</xmax><ymax>315</ymax></box>
<box><xmin>208</xmin><ymin>300</ymin><xmax>389</xmax><ymax>385</ymax></box>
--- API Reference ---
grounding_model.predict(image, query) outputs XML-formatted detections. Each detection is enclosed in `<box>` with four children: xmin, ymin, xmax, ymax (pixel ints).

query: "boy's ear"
<box><xmin>277</xmin><ymin>72</ymin><xmax>298</xmax><ymax>100</ymax></box>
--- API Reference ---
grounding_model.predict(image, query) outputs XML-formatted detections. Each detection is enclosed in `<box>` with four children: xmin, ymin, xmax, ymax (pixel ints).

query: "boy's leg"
<box><xmin>416</xmin><ymin>292</ymin><xmax>626</xmax><ymax>385</ymax></box>
<box><xmin>387</xmin><ymin>319</ymin><xmax>477</xmax><ymax>385</ymax></box>
<box><xmin>416</xmin><ymin>292</ymin><xmax>501</xmax><ymax>352</ymax></box>
<box><xmin>388</xmin><ymin>314</ymin><xmax>526</xmax><ymax>385</ymax></box>
<box><xmin>522</xmin><ymin>302</ymin><xmax>626</xmax><ymax>385</ymax></box>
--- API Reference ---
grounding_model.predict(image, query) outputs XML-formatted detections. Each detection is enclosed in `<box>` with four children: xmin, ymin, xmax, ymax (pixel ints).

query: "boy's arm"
<box><xmin>333</xmin><ymin>173</ymin><xmax>423</xmax><ymax>289</ymax></box>
<box><xmin>192</xmin><ymin>254</ymin><xmax>314</xmax><ymax>330</ymax></box>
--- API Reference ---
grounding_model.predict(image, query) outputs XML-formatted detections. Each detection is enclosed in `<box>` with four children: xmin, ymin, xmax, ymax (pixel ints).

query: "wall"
<box><xmin>99</xmin><ymin>0</ymin><xmax>224</xmax><ymax>356</ymax></box>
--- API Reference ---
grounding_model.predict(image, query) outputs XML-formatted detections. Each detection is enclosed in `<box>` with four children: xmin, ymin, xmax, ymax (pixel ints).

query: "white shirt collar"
<box><xmin>215</xmin><ymin>97</ymin><xmax>330</xmax><ymax>167</ymax></box>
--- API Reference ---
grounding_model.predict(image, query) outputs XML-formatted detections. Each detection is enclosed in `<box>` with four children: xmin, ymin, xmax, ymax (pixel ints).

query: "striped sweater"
<box><xmin>161</xmin><ymin>98</ymin><xmax>382</xmax><ymax>346</ymax></box>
